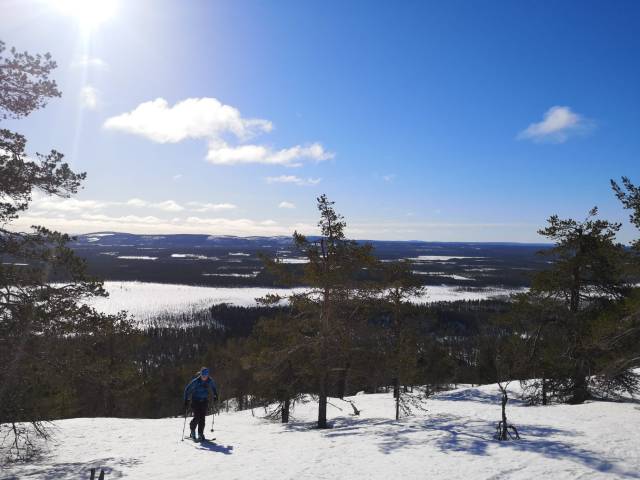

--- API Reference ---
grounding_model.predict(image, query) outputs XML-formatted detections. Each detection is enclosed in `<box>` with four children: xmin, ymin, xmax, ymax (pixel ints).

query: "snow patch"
<box><xmin>412</xmin><ymin>271</ymin><xmax>474</xmax><ymax>281</ymax></box>
<box><xmin>172</xmin><ymin>254</ymin><xmax>219</xmax><ymax>260</ymax></box>
<box><xmin>277</xmin><ymin>258</ymin><xmax>309</xmax><ymax>264</ymax></box>
<box><xmin>202</xmin><ymin>272</ymin><xmax>261</xmax><ymax>278</ymax></box>
<box><xmin>117</xmin><ymin>256</ymin><xmax>158</xmax><ymax>261</ymax></box>
<box><xmin>409</xmin><ymin>255</ymin><xmax>485</xmax><ymax>262</ymax></box>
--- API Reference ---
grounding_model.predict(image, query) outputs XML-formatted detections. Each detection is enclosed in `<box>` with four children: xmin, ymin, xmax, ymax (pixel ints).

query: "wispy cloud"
<box><xmin>80</xmin><ymin>85</ymin><xmax>100</xmax><ymax>110</ymax></box>
<box><xmin>30</xmin><ymin>194</ymin><xmax>109</xmax><ymax>212</ymax></box>
<box><xmin>382</xmin><ymin>174</ymin><xmax>396</xmax><ymax>182</ymax></box>
<box><xmin>126</xmin><ymin>198</ymin><xmax>148</xmax><ymax>208</ymax></box>
<box><xmin>517</xmin><ymin>106</ymin><xmax>592</xmax><ymax>143</ymax></box>
<box><xmin>19</xmin><ymin>195</ymin><xmax>539</xmax><ymax>240</ymax></box>
<box><xmin>266</xmin><ymin>175</ymin><xmax>322</xmax><ymax>186</ymax></box>
<box><xmin>206</xmin><ymin>141</ymin><xmax>332</xmax><ymax>167</ymax></box>
<box><xmin>186</xmin><ymin>202</ymin><xmax>237</xmax><ymax>212</ymax></box>
<box><xmin>126</xmin><ymin>199</ymin><xmax>183</xmax><ymax>212</ymax></box>
<box><xmin>104</xmin><ymin>97</ymin><xmax>333</xmax><ymax>166</ymax></box>
<box><xmin>13</xmin><ymin>213</ymin><xmax>297</xmax><ymax>236</ymax></box>
<box><xmin>33</xmin><ymin>195</ymin><xmax>241</xmax><ymax>215</ymax></box>
<box><xmin>154</xmin><ymin>200</ymin><xmax>184</xmax><ymax>212</ymax></box>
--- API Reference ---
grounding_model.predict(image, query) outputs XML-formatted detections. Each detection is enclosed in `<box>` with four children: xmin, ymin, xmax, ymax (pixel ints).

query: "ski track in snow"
<box><xmin>4</xmin><ymin>382</ymin><xmax>639</xmax><ymax>479</ymax></box>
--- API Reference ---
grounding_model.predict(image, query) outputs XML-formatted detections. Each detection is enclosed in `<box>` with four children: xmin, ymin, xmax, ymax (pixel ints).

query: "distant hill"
<box><xmin>68</xmin><ymin>232</ymin><xmax>552</xmax><ymax>288</ymax></box>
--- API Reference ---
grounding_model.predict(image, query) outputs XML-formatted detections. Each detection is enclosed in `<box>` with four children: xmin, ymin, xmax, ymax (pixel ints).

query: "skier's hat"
<box><xmin>200</xmin><ymin>367</ymin><xmax>210</xmax><ymax>376</ymax></box>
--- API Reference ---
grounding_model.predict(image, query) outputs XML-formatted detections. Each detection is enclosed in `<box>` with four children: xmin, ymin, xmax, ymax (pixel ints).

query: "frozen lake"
<box><xmin>89</xmin><ymin>281</ymin><xmax>525</xmax><ymax>321</ymax></box>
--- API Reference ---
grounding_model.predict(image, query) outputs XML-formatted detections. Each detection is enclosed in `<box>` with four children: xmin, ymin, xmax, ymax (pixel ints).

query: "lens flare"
<box><xmin>53</xmin><ymin>0</ymin><xmax>117</xmax><ymax>29</ymax></box>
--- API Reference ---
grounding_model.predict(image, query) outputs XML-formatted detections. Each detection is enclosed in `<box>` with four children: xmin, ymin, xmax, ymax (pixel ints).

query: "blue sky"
<box><xmin>4</xmin><ymin>0</ymin><xmax>640</xmax><ymax>242</ymax></box>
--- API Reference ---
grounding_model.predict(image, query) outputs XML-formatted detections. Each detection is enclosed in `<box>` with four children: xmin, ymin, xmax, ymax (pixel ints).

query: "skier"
<box><xmin>184</xmin><ymin>367</ymin><xmax>219</xmax><ymax>441</ymax></box>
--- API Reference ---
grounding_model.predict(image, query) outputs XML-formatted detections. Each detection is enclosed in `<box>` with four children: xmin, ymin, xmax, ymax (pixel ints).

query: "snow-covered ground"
<box><xmin>86</xmin><ymin>282</ymin><xmax>306</xmax><ymax>320</ymax></box>
<box><xmin>88</xmin><ymin>281</ymin><xmax>525</xmax><ymax>321</ymax></box>
<box><xmin>4</xmin><ymin>382</ymin><xmax>639</xmax><ymax>479</ymax></box>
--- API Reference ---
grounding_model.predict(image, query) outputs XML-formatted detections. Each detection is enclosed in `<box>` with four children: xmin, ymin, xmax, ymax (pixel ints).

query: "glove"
<box><xmin>213</xmin><ymin>394</ymin><xmax>219</xmax><ymax>402</ymax></box>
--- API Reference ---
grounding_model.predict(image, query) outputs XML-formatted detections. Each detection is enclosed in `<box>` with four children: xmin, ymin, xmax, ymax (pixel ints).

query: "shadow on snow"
<box><xmin>433</xmin><ymin>388</ymin><xmax>525</xmax><ymax>406</ymax></box>
<box><xmin>6</xmin><ymin>456</ymin><xmax>140</xmax><ymax>480</ymax></box>
<box><xmin>194</xmin><ymin>441</ymin><xmax>234</xmax><ymax>455</ymax></box>
<box><xmin>281</xmin><ymin>413</ymin><xmax>637</xmax><ymax>478</ymax></box>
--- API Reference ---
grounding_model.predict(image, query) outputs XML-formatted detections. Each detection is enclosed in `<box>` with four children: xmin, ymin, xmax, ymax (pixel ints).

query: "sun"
<box><xmin>53</xmin><ymin>0</ymin><xmax>117</xmax><ymax>29</ymax></box>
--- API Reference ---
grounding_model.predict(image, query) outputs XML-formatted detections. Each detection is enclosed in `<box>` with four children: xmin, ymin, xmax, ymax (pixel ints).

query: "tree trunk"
<box><xmin>317</xmin><ymin>372</ymin><xmax>328</xmax><ymax>428</ymax></box>
<box><xmin>338</xmin><ymin>361</ymin><xmax>351</xmax><ymax>399</ymax></box>
<box><xmin>282</xmin><ymin>398</ymin><xmax>290</xmax><ymax>423</ymax></box>
<box><xmin>393</xmin><ymin>377</ymin><xmax>400</xmax><ymax>420</ymax></box>
<box><xmin>318</xmin><ymin>283</ymin><xmax>330</xmax><ymax>429</ymax></box>
<box><xmin>499</xmin><ymin>391</ymin><xmax>508</xmax><ymax>440</ymax></box>
<box><xmin>541</xmin><ymin>374</ymin><xmax>547</xmax><ymax>406</ymax></box>
<box><xmin>569</xmin><ymin>364</ymin><xmax>590</xmax><ymax>404</ymax></box>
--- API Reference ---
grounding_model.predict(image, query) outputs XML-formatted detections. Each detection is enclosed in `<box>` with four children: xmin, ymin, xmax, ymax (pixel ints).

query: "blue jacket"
<box><xmin>184</xmin><ymin>376</ymin><xmax>218</xmax><ymax>402</ymax></box>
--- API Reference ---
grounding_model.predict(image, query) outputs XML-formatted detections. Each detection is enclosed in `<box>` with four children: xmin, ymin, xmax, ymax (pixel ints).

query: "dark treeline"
<box><xmin>32</xmin><ymin>299</ymin><xmax>508</xmax><ymax>421</ymax></box>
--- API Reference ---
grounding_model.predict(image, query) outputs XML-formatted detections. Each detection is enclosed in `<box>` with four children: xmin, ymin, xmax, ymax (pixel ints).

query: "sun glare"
<box><xmin>53</xmin><ymin>0</ymin><xmax>117</xmax><ymax>28</ymax></box>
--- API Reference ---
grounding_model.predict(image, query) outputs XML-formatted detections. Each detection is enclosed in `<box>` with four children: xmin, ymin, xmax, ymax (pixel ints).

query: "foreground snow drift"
<box><xmin>4</xmin><ymin>383</ymin><xmax>639</xmax><ymax>479</ymax></box>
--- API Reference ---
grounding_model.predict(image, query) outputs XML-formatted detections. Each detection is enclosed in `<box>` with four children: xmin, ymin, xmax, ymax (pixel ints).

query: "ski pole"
<box><xmin>181</xmin><ymin>406</ymin><xmax>188</xmax><ymax>442</ymax></box>
<box><xmin>210</xmin><ymin>401</ymin><xmax>215</xmax><ymax>432</ymax></box>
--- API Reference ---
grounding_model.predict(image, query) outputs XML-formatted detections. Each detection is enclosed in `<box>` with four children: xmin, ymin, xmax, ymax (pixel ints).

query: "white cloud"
<box><xmin>206</xmin><ymin>141</ymin><xmax>333</xmax><ymax>167</ymax></box>
<box><xmin>126</xmin><ymin>198</ymin><xmax>240</xmax><ymax>213</ymax></box>
<box><xmin>104</xmin><ymin>97</ymin><xmax>332</xmax><ymax>167</ymax></box>
<box><xmin>71</xmin><ymin>55</ymin><xmax>109</xmax><ymax>69</ymax></box>
<box><xmin>104</xmin><ymin>97</ymin><xmax>272</xmax><ymax>143</ymax></box>
<box><xmin>186</xmin><ymin>202</ymin><xmax>237</xmax><ymax>212</ymax></box>
<box><xmin>33</xmin><ymin>196</ymin><xmax>240</xmax><ymax>215</ymax></box>
<box><xmin>172</xmin><ymin>174</ymin><xmax>183</xmax><ymax>181</ymax></box>
<box><xmin>126</xmin><ymin>198</ymin><xmax>149</xmax><ymax>207</ymax></box>
<box><xmin>31</xmin><ymin>195</ymin><xmax>109</xmax><ymax>212</ymax></box>
<box><xmin>278</xmin><ymin>201</ymin><xmax>296</xmax><ymax>209</ymax></box>
<box><xmin>125</xmin><ymin>198</ymin><xmax>183</xmax><ymax>212</ymax></box>
<box><xmin>81</xmin><ymin>213</ymin><xmax>163</xmax><ymax>224</ymax></box>
<box><xmin>13</xmin><ymin>212</ymin><xmax>300</xmax><ymax>236</ymax></box>
<box><xmin>13</xmin><ymin>202</ymin><xmax>542</xmax><ymax>240</ymax></box>
<box><xmin>183</xmin><ymin>216</ymin><xmax>292</xmax><ymax>235</ymax></box>
<box><xmin>518</xmin><ymin>106</ymin><xmax>591</xmax><ymax>143</ymax></box>
<box><xmin>382</xmin><ymin>174</ymin><xmax>396</xmax><ymax>182</ymax></box>
<box><xmin>154</xmin><ymin>200</ymin><xmax>184</xmax><ymax>212</ymax></box>
<box><xmin>80</xmin><ymin>85</ymin><xmax>100</xmax><ymax>110</ymax></box>
<box><xmin>266</xmin><ymin>175</ymin><xmax>322</xmax><ymax>186</ymax></box>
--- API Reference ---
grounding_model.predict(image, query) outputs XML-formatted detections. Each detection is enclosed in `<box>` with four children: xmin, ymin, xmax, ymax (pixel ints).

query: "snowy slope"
<box><xmin>3</xmin><ymin>382</ymin><xmax>639</xmax><ymax>479</ymax></box>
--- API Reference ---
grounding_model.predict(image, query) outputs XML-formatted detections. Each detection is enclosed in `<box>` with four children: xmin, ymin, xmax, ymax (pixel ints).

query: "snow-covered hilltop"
<box><xmin>5</xmin><ymin>382</ymin><xmax>639</xmax><ymax>479</ymax></box>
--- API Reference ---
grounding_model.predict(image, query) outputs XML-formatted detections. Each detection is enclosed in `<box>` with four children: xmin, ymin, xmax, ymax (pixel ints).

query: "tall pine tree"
<box><xmin>0</xmin><ymin>40</ymin><xmax>132</xmax><ymax>459</ymax></box>
<box><xmin>531</xmin><ymin>208</ymin><xmax>633</xmax><ymax>403</ymax></box>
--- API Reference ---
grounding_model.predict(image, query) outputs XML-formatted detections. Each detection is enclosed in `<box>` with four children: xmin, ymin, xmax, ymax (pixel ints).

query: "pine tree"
<box><xmin>245</xmin><ymin>311</ymin><xmax>311</xmax><ymax>422</ymax></box>
<box><xmin>380</xmin><ymin>261</ymin><xmax>424</xmax><ymax>419</ymax></box>
<box><xmin>611</xmin><ymin>176</ymin><xmax>640</xmax><ymax>250</ymax></box>
<box><xmin>263</xmin><ymin>195</ymin><xmax>377</xmax><ymax>428</ymax></box>
<box><xmin>0</xmin><ymin>41</ymin><xmax>131</xmax><ymax>459</ymax></box>
<box><xmin>530</xmin><ymin>208</ymin><xmax>633</xmax><ymax>403</ymax></box>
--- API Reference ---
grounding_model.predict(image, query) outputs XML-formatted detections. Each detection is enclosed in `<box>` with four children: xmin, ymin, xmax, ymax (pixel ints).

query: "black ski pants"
<box><xmin>189</xmin><ymin>398</ymin><xmax>208</xmax><ymax>435</ymax></box>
